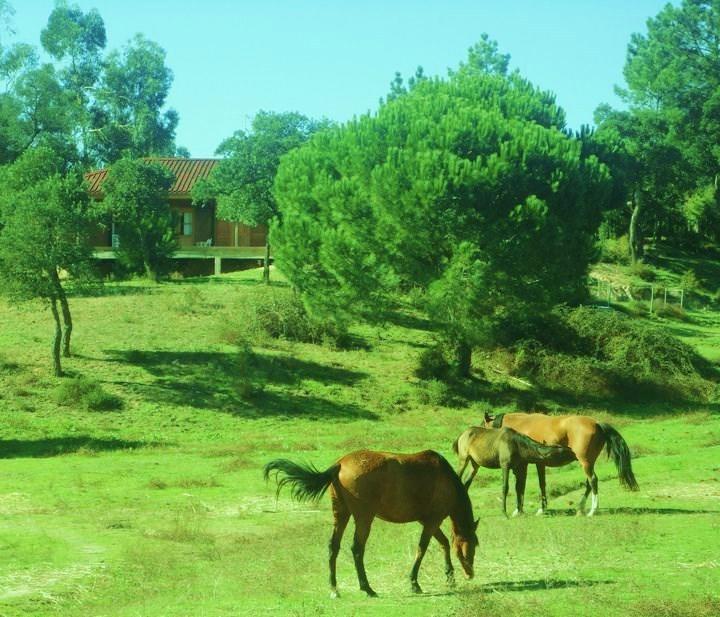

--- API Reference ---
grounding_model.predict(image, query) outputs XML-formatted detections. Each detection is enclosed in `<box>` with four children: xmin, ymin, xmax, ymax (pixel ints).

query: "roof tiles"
<box><xmin>85</xmin><ymin>158</ymin><xmax>219</xmax><ymax>197</ymax></box>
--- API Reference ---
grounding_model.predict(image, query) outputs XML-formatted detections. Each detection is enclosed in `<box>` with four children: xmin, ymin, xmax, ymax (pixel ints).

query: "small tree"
<box><xmin>192</xmin><ymin>111</ymin><xmax>328</xmax><ymax>283</ymax></box>
<box><xmin>0</xmin><ymin>148</ymin><xmax>95</xmax><ymax>376</ymax></box>
<box><xmin>101</xmin><ymin>158</ymin><xmax>175</xmax><ymax>280</ymax></box>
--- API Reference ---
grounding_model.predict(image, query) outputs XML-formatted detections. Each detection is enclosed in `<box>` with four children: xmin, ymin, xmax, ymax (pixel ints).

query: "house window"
<box><xmin>181</xmin><ymin>212</ymin><xmax>192</xmax><ymax>236</ymax></box>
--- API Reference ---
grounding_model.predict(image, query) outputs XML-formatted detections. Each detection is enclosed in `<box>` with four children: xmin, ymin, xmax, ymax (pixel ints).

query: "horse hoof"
<box><xmin>411</xmin><ymin>583</ymin><xmax>423</xmax><ymax>594</ymax></box>
<box><xmin>329</xmin><ymin>590</ymin><xmax>340</xmax><ymax>599</ymax></box>
<box><xmin>511</xmin><ymin>509</ymin><xmax>522</xmax><ymax>517</ymax></box>
<box><xmin>535</xmin><ymin>508</ymin><xmax>545</xmax><ymax>516</ymax></box>
<box><xmin>587</xmin><ymin>510</ymin><xmax>597</xmax><ymax>517</ymax></box>
<box><xmin>364</xmin><ymin>588</ymin><xmax>378</xmax><ymax>598</ymax></box>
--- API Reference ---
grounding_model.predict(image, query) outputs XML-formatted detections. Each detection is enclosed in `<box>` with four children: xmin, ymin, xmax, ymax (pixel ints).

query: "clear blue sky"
<box><xmin>10</xmin><ymin>1</ymin><xmax>675</xmax><ymax>158</ymax></box>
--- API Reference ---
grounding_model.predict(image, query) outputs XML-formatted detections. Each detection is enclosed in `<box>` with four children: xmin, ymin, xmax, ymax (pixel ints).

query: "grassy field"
<box><xmin>1</xmin><ymin>268</ymin><xmax>719</xmax><ymax>617</ymax></box>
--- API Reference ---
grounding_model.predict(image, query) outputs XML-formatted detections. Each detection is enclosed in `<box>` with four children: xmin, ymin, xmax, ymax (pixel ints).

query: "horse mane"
<box><xmin>437</xmin><ymin>454</ymin><xmax>475</xmax><ymax>534</ymax></box>
<box><xmin>492</xmin><ymin>413</ymin><xmax>505</xmax><ymax>428</ymax></box>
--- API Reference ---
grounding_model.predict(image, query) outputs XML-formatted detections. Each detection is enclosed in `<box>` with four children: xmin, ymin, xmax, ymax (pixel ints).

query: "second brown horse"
<box><xmin>484</xmin><ymin>412</ymin><xmax>639</xmax><ymax>516</ymax></box>
<box><xmin>264</xmin><ymin>449</ymin><xmax>479</xmax><ymax>597</ymax></box>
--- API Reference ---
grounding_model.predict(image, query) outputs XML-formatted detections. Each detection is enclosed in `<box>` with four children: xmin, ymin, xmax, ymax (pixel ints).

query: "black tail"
<box><xmin>263</xmin><ymin>458</ymin><xmax>340</xmax><ymax>503</ymax></box>
<box><xmin>512</xmin><ymin>431</ymin><xmax>576</xmax><ymax>466</ymax></box>
<box><xmin>599</xmin><ymin>423</ymin><xmax>639</xmax><ymax>491</ymax></box>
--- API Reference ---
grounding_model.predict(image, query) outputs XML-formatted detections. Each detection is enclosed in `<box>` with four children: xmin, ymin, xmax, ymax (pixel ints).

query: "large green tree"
<box><xmin>0</xmin><ymin>148</ymin><xmax>95</xmax><ymax>375</ymax></box>
<box><xmin>193</xmin><ymin>111</ymin><xmax>327</xmax><ymax>283</ymax></box>
<box><xmin>272</xmin><ymin>42</ymin><xmax>610</xmax><ymax>376</ymax></box>
<box><xmin>599</xmin><ymin>0</ymin><xmax>720</xmax><ymax>248</ymax></box>
<box><xmin>91</xmin><ymin>34</ymin><xmax>179</xmax><ymax>163</ymax></box>
<box><xmin>100</xmin><ymin>158</ymin><xmax>175</xmax><ymax>280</ymax></box>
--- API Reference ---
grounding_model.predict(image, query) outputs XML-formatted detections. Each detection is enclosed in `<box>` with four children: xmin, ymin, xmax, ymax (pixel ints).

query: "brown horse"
<box><xmin>453</xmin><ymin>426</ymin><xmax>576</xmax><ymax>517</ymax></box>
<box><xmin>264</xmin><ymin>449</ymin><xmax>479</xmax><ymax>598</ymax></box>
<box><xmin>484</xmin><ymin>412</ymin><xmax>639</xmax><ymax>516</ymax></box>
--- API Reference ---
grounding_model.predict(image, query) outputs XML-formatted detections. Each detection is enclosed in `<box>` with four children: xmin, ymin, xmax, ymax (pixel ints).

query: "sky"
<box><xmin>9</xmin><ymin>0</ymin><xmax>676</xmax><ymax>158</ymax></box>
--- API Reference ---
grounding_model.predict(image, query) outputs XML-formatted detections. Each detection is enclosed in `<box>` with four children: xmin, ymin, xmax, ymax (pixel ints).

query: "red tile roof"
<box><xmin>85</xmin><ymin>158</ymin><xmax>218</xmax><ymax>198</ymax></box>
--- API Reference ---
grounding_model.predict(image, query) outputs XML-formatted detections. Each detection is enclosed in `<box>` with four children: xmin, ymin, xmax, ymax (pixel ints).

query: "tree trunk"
<box><xmin>455</xmin><ymin>340</ymin><xmax>472</xmax><ymax>379</ymax></box>
<box><xmin>629</xmin><ymin>189</ymin><xmax>643</xmax><ymax>264</ymax></box>
<box><xmin>263</xmin><ymin>241</ymin><xmax>271</xmax><ymax>284</ymax></box>
<box><xmin>52</xmin><ymin>270</ymin><xmax>73</xmax><ymax>357</ymax></box>
<box><xmin>50</xmin><ymin>297</ymin><xmax>63</xmax><ymax>377</ymax></box>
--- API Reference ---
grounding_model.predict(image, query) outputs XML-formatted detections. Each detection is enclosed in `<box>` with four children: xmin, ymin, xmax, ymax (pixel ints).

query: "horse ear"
<box><xmin>484</xmin><ymin>412</ymin><xmax>493</xmax><ymax>423</ymax></box>
<box><xmin>474</xmin><ymin>518</ymin><xmax>479</xmax><ymax>530</ymax></box>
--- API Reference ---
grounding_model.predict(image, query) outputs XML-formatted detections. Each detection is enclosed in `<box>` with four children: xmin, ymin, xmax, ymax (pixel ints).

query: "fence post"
<box><xmin>664</xmin><ymin>288</ymin><xmax>667</xmax><ymax>306</ymax></box>
<box><xmin>650</xmin><ymin>285</ymin><xmax>654</xmax><ymax>314</ymax></box>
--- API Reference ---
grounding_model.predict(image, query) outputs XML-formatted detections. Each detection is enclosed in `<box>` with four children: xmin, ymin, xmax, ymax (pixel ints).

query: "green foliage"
<box><xmin>506</xmin><ymin>306</ymin><xmax>714</xmax><ymax>401</ymax></box>
<box><xmin>193</xmin><ymin>111</ymin><xmax>326</xmax><ymax>228</ymax></box>
<box><xmin>100</xmin><ymin>158</ymin><xmax>176</xmax><ymax>279</ymax></box>
<box><xmin>414</xmin><ymin>343</ymin><xmax>452</xmax><ymax>381</ymax></box>
<box><xmin>92</xmin><ymin>34</ymin><xmax>178</xmax><ymax>162</ymax></box>
<box><xmin>680</xmin><ymin>269</ymin><xmax>700</xmax><ymax>292</ymax></box>
<box><xmin>629</xmin><ymin>260</ymin><xmax>656</xmax><ymax>281</ymax></box>
<box><xmin>273</xmin><ymin>39</ymin><xmax>609</xmax><ymax>362</ymax></box>
<box><xmin>598</xmin><ymin>234</ymin><xmax>631</xmax><ymax>264</ymax></box>
<box><xmin>414</xmin><ymin>378</ymin><xmax>457</xmax><ymax>407</ymax></box>
<box><xmin>53</xmin><ymin>377</ymin><xmax>123</xmax><ymax>411</ymax></box>
<box><xmin>684</xmin><ymin>184</ymin><xmax>720</xmax><ymax>241</ymax></box>
<box><xmin>223</xmin><ymin>287</ymin><xmax>346</xmax><ymax>346</ymax></box>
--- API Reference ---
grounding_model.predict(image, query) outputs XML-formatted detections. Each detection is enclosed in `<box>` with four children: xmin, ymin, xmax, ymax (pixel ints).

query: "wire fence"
<box><xmin>589</xmin><ymin>277</ymin><xmax>688</xmax><ymax>313</ymax></box>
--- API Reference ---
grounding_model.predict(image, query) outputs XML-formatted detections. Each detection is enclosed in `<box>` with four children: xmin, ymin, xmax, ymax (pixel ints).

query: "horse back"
<box><xmin>335</xmin><ymin>449</ymin><xmax>461</xmax><ymax>523</ymax></box>
<box><xmin>502</xmin><ymin>413</ymin><xmax>603</xmax><ymax>457</ymax></box>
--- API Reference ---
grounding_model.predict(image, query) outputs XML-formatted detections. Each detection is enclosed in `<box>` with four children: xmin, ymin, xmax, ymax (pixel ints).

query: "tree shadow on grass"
<box><xmin>474</xmin><ymin>578</ymin><xmax>614</xmax><ymax>593</ymax></box>
<box><xmin>104</xmin><ymin>349</ymin><xmax>376</xmax><ymax>420</ymax></box>
<box><xmin>545</xmin><ymin>507</ymin><xmax>719</xmax><ymax>516</ymax></box>
<box><xmin>0</xmin><ymin>436</ymin><xmax>152</xmax><ymax>458</ymax></box>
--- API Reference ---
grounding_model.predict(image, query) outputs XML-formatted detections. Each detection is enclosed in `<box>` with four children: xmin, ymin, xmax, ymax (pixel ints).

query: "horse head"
<box><xmin>452</xmin><ymin>519</ymin><xmax>479</xmax><ymax>579</ymax></box>
<box><xmin>483</xmin><ymin>412</ymin><xmax>495</xmax><ymax>427</ymax></box>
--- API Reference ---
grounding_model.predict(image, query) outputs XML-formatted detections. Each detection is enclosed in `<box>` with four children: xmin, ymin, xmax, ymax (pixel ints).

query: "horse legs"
<box><xmin>351</xmin><ymin>515</ymin><xmax>377</xmax><ymax>597</ymax></box>
<box><xmin>457</xmin><ymin>456</ymin><xmax>470</xmax><ymax>482</ymax></box>
<box><xmin>328</xmin><ymin>493</ymin><xmax>350</xmax><ymax>598</ymax></box>
<box><xmin>433</xmin><ymin>528</ymin><xmax>455</xmax><ymax>587</ymax></box>
<box><xmin>501</xmin><ymin>465</ymin><xmax>510</xmax><ymax>518</ymax></box>
<box><xmin>409</xmin><ymin>525</ymin><xmax>435</xmax><ymax>594</ymax></box>
<box><xmin>577</xmin><ymin>460</ymin><xmax>599</xmax><ymax>516</ymax></box>
<box><xmin>513</xmin><ymin>464</ymin><xmax>528</xmax><ymax>516</ymax></box>
<box><xmin>536</xmin><ymin>464</ymin><xmax>547</xmax><ymax>515</ymax></box>
<box><xmin>463</xmin><ymin>460</ymin><xmax>480</xmax><ymax>491</ymax></box>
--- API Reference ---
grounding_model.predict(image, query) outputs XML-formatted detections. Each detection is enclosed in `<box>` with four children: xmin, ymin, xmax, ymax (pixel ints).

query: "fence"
<box><xmin>590</xmin><ymin>277</ymin><xmax>687</xmax><ymax>313</ymax></box>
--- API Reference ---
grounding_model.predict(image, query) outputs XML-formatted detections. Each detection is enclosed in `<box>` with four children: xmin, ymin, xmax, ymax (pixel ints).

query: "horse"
<box><xmin>453</xmin><ymin>426</ymin><xmax>576</xmax><ymax>517</ymax></box>
<box><xmin>264</xmin><ymin>449</ymin><xmax>479</xmax><ymax>598</ymax></box>
<box><xmin>484</xmin><ymin>412</ymin><xmax>639</xmax><ymax>516</ymax></box>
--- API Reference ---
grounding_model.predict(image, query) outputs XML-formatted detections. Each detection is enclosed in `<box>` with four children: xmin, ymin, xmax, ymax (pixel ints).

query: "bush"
<box><xmin>652</xmin><ymin>301</ymin><xmax>690</xmax><ymax>321</ymax></box>
<box><xmin>53</xmin><ymin>377</ymin><xmax>123</xmax><ymax>411</ymax></box>
<box><xmin>507</xmin><ymin>306</ymin><xmax>714</xmax><ymax>402</ymax></box>
<box><xmin>415</xmin><ymin>379</ymin><xmax>458</xmax><ymax>407</ymax></box>
<box><xmin>629</xmin><ymin>260</ymin><xmax>656</xmax><ymax>281</ymax></box>
<box><xmin>680</xmin><ymin>269</ymin><xmax>701</xmax><ymax>292</ymax></box>
<box><xmin>229</xmin><ymin>288</ymin><xmax>348</xmax><ymax>346</ymax></box>
<box><xmin>414</xmin><ymin>343</ymin><xmax>452</xmax><ymax>381</ymax></box>
<box><xmin>598</xmin><ymin>235</ymin><xmax>630</xmax><ymax>265</ymax></box>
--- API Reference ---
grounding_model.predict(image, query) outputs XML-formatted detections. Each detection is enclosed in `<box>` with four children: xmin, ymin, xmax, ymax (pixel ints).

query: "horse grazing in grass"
<box><xmin>453</xmin><ymin>426</ymin><xmax>576</xmax><ymax>517</ymax></box>
<box><xmin>264</xmin><ymin>449</ymin><xmax>479</xmax><ymax>598</ymax></box>
<box><xmin>484</xmin><ymin>412</ymin><xmax>639</xmax><ymax>516</ymax></box>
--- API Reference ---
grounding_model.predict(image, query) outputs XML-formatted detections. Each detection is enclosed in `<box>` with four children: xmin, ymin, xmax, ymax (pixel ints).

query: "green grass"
<box><xmin>1</xmin><ymin>267</ymin><xmax>719</xmax><ymax>616</ymax></box>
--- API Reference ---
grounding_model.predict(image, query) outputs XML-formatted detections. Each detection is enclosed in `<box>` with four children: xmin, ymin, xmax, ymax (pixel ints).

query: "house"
<box><xmin>85</xmin><ymin>158</ymin><xmax>269</xmax><ymax>275</ymax></box>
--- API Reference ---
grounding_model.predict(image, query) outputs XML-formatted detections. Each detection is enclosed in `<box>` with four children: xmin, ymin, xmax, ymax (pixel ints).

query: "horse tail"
<box><xmin>599</xmin><ymin>423</ymin><xmax>639</xmax><ymax>491</ymax></box>
<box><xmin>263</xmin><ymin>458</ymin><xmax>340</xmax><ymax>503</ymax></box>
<box><xmin>452</xmin><ymin>437</ymin><xmax>459</xmax><ymax>455</ymax></box>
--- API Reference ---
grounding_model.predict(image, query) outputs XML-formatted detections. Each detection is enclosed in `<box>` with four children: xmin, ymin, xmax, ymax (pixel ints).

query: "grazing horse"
<box><xmin>484</xmin><ymin>412</ymin><xmax>639</xmax><ymax>516</ymax></box>
<box><xmin>453</xmin><ymin>426</ymin><xmax>576</xmax><ymax>517</ymax></box>
<box><xmin>264</xmin><ymin>449</ymin><xmax>479</xmax><ymax>598</ymax></box>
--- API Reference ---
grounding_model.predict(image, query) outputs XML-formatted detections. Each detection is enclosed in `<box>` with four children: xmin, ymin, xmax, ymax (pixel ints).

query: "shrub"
<box><xmin>652</xmin><ymin>300</ymin><xmax>690</xmax><ymax>321</ymax></box>
<box><xmin>415</xmin><ymin>379</ymin><xmax>457</xmax><ymax>407</ymax></box>
<box><xmin>629</xmin><ymin>260</ymin><xmax>656</xmax><ymax>281</ymax></box>
<box><xmin>230</xmin><ymin>288</ymin><xmax>346</xmax><ymax>346</ymax></box>
<box><xmin>598</xmin><ymin>235</ymin><xmax>630</xmax><ymax>265</ymax></box>
<box><xmin>414</xmin><ymin>343</ymin><xmax>452</xmax><ymax>381</ymax></box>
<box><xmin>680</xmin><ymin>269</ymin><xmax>701</xmax><ymax>292</ymax></box>
<box><xmin>53</xmin><ymin>377</ymin><xmax>123</xmax><ymax>411</ymax></box>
